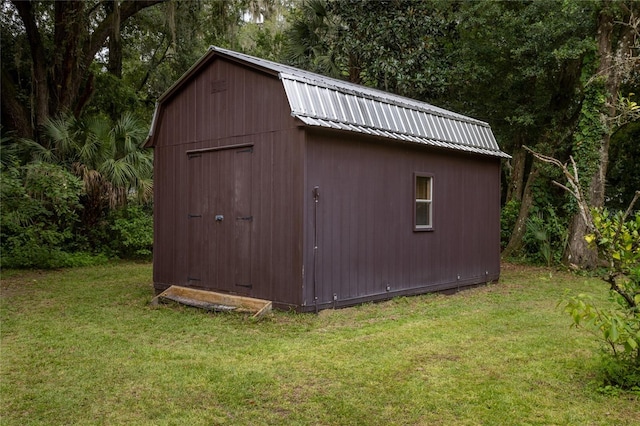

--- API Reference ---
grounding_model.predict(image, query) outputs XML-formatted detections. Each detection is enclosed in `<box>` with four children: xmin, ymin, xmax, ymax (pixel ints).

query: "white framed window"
<box><xmin>414</xmin><ymin>174</ymin><xmax>433</xmax><ymax>231</ymax></box>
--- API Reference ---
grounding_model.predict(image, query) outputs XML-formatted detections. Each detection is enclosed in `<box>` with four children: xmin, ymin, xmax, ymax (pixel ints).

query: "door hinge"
<box><xmin>236</xmin><ymin>216</ymin><xmax>253</xmax><ymax>221</ymax></box>
<box><xmin>188</xmin><ymin>214</ymin><xmax>202</xmax><ymax>218</ymax></box>
<box><xmin>236</xmin><ymin>283</ymin><xmax>252</xmax><ymax>289</ymax></box>
<box><xmin>187</xmin><ymin>277</ymin><xmax>201</xmax><ymax>281</ymax></box>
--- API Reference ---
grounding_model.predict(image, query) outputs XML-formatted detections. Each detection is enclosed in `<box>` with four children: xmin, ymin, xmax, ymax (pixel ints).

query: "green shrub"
<box><xmin>523</xmin><ymin>204</ymin><xmax>567</xmax><ymax>266</ymax></box>
<box><xmin>109</xmin><ymin>204</ymin><xmax>153</xmax><ymax>259</ymax></box>
<box><xmin>500</xmin><ymin>199</ymin><xmax>520</xmax><ymax>249</ymax></box>
<box><xmin>562</xmin><ymin>208</ymin><xmax>640</xmax><ymax>390</ymax></box>
<box><xmin>0</xmin><ymin>163</ymin><xmax>95</xmax><ymax>269</ymax></box>
<box><xmin>599</xmin><ymin>353</ymin><xmax>640</xmax><ymax>392</ymax></box>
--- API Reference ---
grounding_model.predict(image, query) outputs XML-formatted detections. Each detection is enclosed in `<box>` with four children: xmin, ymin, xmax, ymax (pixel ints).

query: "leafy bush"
<box><xmin>599</xmin><ymin>353</ymin><xmax>640</xmax><ymax>392</ymax></box>
<box><xmin>108</xmin><ymin>204</ymin><xmax>153</xmax><ymax>259</ymax></box>
<box><xmin>500</xmin><ymin>199</ymin><xmax>520</xmax><ymax>250</ymax></box>
<box><xmin>0</xmin><ymin>162</ymin><xmax>106</xmax><ymax>268</ymax></box>
<box><xmin>1</xmin><ymin>162</ymin><xmax>153</xmax><ymax>267</ymax></box>
<box><xmin>562</xmin><ymin>208</ymin><xmax>640</xmax><ymax>389</ymax></box>
<box><xmin>523</xmin><ymin>205</ymin><xmax>567</xmax><ymax>266</ymax></box>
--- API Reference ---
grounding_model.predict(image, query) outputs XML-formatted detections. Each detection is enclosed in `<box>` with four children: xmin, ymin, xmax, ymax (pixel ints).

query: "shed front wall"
<box><xmin>152</xmin><ymin>57</ymin><xmax>305</xmax><ymax>308</ymax></box>
<box><xmin>153</xmin><ymin>57</ymin><xmax>296</xmax><ymax>147</ymax></box>
<box><xmin>302</xmin><ymin>129</ymin><xmax>501</xmax><ymax>310</ymax></box>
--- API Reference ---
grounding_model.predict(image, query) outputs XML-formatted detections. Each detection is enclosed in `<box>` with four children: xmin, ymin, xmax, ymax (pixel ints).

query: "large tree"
<box><xmin>565</xmin><ymin>0</ymin><xmax>639</xmax><ymax>268</ymax></box>
<box><xmin>449</xmin><ymin>0</ymin><xmax>595</xmax><ymax>259</ymax></box>
<box><xmin>1</xmin><ymin>0</ymin><xmax>164</xmax><ymax>140</ymax></box>
<box><xmin>284</xmin><ymin>0</ymin><xmax>455</xmax><ymax>100</ymax></box>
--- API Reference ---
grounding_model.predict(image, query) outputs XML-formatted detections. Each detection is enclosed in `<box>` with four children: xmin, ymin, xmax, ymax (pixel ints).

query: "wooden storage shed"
<box><xmin>145</xmin><ymin>46</ymin><xmax>510</xmax><ymax>312</ymax></box>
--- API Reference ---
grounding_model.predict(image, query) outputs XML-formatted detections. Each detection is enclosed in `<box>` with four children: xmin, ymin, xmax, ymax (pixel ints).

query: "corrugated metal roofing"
<box><xmin>280</xmin><ymin>77</ymin><xmax>506</xmax><ymax>157</ymax></box>
<box><xmin>153</xmin><ymin>46</ymin><xmax>510</xmax><ymax>158</ymax></box>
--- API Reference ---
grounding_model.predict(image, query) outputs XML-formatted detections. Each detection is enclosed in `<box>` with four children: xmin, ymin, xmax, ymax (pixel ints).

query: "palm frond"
<box><xmin>99</xmin><ymin>158</ymin><xmax>137</xmax><ymax>189</ymax></box>
<box><xmin>133</xmin><ymin>177</ymin><xmax>154</xmax><ymax>205</ymax></box>
<box><xmin>112</xmin><ymin>113</ymin><xmax>147</xmax><ymax>157</ymax></box>
<box><xmin>42</xmin><ymin>114</ymin><xmax>79</xmax><ymax>161</ymax></box>
<box><xmin>18</xmin><ymin>138</ymin><xmax>58</xmax><ymax>164</ymax></box>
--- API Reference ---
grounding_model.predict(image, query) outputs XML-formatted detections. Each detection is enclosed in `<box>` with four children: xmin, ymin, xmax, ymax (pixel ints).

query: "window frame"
<box><xmin>414</xmin><ymin>173</ymin><xmax>434</xmax><ymax>232</ymax></box>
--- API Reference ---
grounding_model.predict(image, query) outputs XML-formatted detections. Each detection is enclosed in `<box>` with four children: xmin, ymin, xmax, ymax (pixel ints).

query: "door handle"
<box><xmin>215</xmin><ymin>214</ymin><xmax>224</xmax><ymax>221</ymax></box>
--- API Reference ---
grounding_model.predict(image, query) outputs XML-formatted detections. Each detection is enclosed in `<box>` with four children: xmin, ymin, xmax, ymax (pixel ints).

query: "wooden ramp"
<box><xmin>152</xmin><ymin>286</ymin><xmax>272</xmax><ymax>319</ymax></box>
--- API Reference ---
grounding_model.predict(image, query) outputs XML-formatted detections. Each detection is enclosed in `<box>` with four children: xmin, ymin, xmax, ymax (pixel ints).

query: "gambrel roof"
<box><xmin>148</xmin><ymin>46</ymin><xmax>509</xmax><ymax>158</ymax></box>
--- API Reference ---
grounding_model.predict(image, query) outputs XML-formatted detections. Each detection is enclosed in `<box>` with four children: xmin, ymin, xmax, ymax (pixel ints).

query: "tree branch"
<box><xmin>12</xmin><ymin>0</ymin><xmax>49</xmax><ymax>131</ymax></box>
<box><xmin>621</xmin><ymin>190</ymin><xmax>640</xmax><ymax>223</ymax></box>
<box><xmin>523</xmin><ymin>145</ymin><xmax>597</xmax><ymax>237</ymax></box>
<box><xmin>604</xmin><ymin>273</ymin><xmax>636</xmax><ymax>309</ymax></box>
<box><xmin>85</xmin><ymin>0</ymin><xmax>166</xmax><ymax>72</ymax></box>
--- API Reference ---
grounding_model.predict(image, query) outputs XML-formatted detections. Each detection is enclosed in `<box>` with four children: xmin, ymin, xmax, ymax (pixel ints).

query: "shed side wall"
<box><xmin>303</xmin><ymin>130</ymin><xmax>501</xmax><ymax>309</ymax></box>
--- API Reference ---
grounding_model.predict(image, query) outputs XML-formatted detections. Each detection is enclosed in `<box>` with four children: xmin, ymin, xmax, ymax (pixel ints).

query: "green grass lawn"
<box><xmin>1</xmin><ymin>262</ymin><xmax>638</xmax><ymax>425</ymax></box>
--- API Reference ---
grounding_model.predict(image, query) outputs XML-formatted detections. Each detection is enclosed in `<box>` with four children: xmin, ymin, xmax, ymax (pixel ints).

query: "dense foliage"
<box><xmin>1</xmin><ymin>162</ymin><xmax>88</xmax><ymax>268</ymax></box>
<box><xmin>285</xmin><ymin>0</ymin><xmax>455</xmax><ymax>99</ymax></box>
<box><xmin>0</xmin><ymin>0</ymin><xmax>288</xmax><ymax>267</ymax></box>
<box><xmin>1</xmin><ymin>113</ymin><xmax>155</xmax><ymax>268</ymax></box>
<box><xmin>1</xmin><ymin>0</ymin><xmax>639</xmax><ymax>396</ymax></box>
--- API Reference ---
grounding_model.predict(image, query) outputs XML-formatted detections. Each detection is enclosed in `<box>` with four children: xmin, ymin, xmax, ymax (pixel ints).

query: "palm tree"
<box><xmin>21</xmin><ymin>112</ymin><xmax>153</xmax><ymax>227</ymax></box>
<box><xmin>283</xmin><ymin>0</ymin><xmax>344</xmax><ymax>79</ymax></box>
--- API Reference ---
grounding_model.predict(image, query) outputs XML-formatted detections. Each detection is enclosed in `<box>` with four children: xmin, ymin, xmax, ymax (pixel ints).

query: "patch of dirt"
<box><xmin>0</xmin><ymin>270</ymin><xmax>49</xmax><ymax>298</ymax></box>
<box><xmin>500</xmin><ymin>261</ymin><xmax>550</xmax><ymax>274</ymax></box>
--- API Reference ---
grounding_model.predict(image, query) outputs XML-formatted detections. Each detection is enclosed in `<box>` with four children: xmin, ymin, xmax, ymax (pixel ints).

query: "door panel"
<box><xmin>215</xmin><ymin>149</ymin><xmax>234</xmax><ymax>292</ymax></box>
<box><xmin>233</xmin><ymin>148</ymin><xmax>253</xmax><ymax>290</ymax></box>
<box><xmin>187</xmin><ymin>146</ymin><xmax>253</xmax><ymax>294</ymax></box>
<box><xmin>187</xmin><ymin>153</ymin><xmax>204</xmax><ymax>284</ymax></box>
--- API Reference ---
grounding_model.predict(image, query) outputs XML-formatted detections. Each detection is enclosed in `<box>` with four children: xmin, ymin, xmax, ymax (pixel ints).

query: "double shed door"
<box><xmin>187</xmin><ymin>145</ymin><xmax>253</xmax><ymax>294</ymax></box>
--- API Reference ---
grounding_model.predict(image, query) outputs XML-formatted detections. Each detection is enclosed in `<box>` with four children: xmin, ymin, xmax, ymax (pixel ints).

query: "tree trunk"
<box><xmin>12</xmin><ymin>1</ymin><xmax>49</xmax><ymax>138</ymax></box>
<box><xmin>505</xmin><ymin>144</ymin><xmax>527</xmax><ymax>203</ymax></box>
<box><xmin>564</xmin><ymin>1</ymin><xmax>637</xmax><ymax>268</ymax></box>
<box><xmin>54</xmin><ymin>1</ymin><xmax>84</xmax><ymax>113</ymax></box>
<box><xmin>502</xmin><ymin>166</ymin><xmax>539</xmax><ymax>259</ymax></box>
<box><xmin>107</xmin><ymin>0</ymin><xmax>123</xmax><ymax>78</ymax></box>
<box><xmin>564</xmin><ymin>212</ymin><xmax>598</xmax><ymax>267</ymax></box>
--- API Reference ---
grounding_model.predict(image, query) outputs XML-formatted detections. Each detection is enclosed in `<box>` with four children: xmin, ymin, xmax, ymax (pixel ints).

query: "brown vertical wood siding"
<box><xmin>152</xmin><ymin>57</ymin><xmax>305</xmax><ymax>308</ymax></box>
<box><xmin>302</xmin><ymin>129</ymin><xmax>501</xmax><ymax>310</ymax></box>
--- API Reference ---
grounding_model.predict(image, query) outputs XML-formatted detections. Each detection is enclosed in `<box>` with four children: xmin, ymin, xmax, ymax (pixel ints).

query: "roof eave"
<box><xmin>144</xmin><ymin>102</ymin><xmax>160</xmax><ymax>148</ymax></box>
<box><xmin>295</xmin><ymin>115</ymin><xmax>511</xmax><ymax>159</ymax></box>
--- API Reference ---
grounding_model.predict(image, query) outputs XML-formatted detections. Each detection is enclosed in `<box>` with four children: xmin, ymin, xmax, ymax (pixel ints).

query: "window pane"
<box><xmin>416</xmin><ymin>201</ymin><xmax>431</xmax><ymax>227</ymax></box>
<box><xmin>416</xmin><ymin>176</ymin><xmax>430</xmax><ymax>200</ymax></box>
